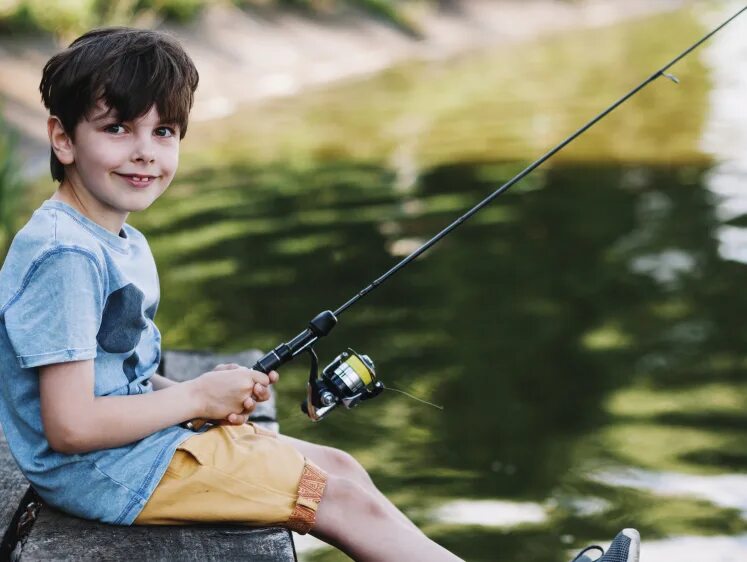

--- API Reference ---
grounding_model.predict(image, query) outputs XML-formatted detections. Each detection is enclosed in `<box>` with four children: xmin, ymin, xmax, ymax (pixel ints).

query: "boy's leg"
<box><xmin>278</xmin><ymin>433</ymin><xmax>422</xmax><ymax>535</ymax></box>
<box><xmin>277</xmin><ymin>433</ymin><xmax>463</xmax><ymax>560</ymax></box>
<box><xmin>136</xmin><ymin>423</ymin><xmax>460</xmax><ymax>560</ymax></box>
<box><xmin>312</xmin><ymin>473</ymin><xmax>463</xmax><ymax>562</ymax></box>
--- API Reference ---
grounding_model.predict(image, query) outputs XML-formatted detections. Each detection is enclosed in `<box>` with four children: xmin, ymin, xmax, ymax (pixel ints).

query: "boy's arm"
<box><xmin>40</xmin><ymin>360</ymin><xmax>269</xmax><ymax>454</ymax></box>
<box><xmin>39</xmin><ymin>359</ymin><xmax>201</xmax><ymax>454</ymax></box>
<box><xmin>150</xmin><ymin>373</ymin><xmax>178</xmax><ymax>390</ymax></box>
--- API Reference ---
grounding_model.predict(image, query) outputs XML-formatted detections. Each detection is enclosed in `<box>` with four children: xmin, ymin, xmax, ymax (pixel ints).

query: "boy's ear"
<box><xmin>47</xmin><ymin>116</ymin><xmax>74</xmax><ymax>165</ymax></box>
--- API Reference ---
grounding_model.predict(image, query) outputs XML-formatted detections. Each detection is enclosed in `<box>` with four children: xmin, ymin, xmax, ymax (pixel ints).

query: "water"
<box><xmin>123</xmin><ymin>4</ymin><xmax>746</xmax><ymax>561</ymax></box>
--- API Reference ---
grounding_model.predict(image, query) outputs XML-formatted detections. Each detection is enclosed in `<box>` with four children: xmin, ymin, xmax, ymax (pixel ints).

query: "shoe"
<box><xmin>570</xmin><ymin>528</ymin><xmax>640</xmax><ymax>562</ymax></box>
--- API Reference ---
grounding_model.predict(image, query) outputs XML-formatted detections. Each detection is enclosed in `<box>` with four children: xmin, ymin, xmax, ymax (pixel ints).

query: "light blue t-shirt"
<box><xmin>0</xmin><ymin>199</ymin><xmax>196</xmax><ymax>525</ymax></box>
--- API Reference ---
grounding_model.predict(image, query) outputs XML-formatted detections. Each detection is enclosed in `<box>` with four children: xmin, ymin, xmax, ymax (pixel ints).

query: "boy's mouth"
<box><xmin>115</xmin><ymin>173</ymin><xmax>157</xmax><ymax>188</ymax></box>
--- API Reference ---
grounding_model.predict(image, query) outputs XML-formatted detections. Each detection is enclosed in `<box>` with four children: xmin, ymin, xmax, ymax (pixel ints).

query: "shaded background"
<box><xmin>1</xmin><ymin>1</ymin><xmax>746</xmax><ymax>560</ymax></box>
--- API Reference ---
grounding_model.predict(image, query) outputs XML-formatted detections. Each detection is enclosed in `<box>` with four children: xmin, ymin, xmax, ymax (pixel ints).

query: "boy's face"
<box><xmin>50</xmin><ymin>100</ymin><xmax>180</xmax><ymax>231</ymax></box>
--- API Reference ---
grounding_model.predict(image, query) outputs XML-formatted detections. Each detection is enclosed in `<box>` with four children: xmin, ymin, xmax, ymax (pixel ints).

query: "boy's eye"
<box><xmin>104</xmin><ymin>124</ymin><xmax>126</xmax><ymax>134</ymax></box>
<box><xmin>155</xmin><ymin>126</ymin><xmax>177</xmax><ymax>138</ymax></box>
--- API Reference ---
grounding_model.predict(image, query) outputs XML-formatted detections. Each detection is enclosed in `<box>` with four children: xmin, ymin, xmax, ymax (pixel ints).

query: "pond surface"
<box><xmin>125</xmin><ymin>4</ymin><xmax>746</xmax><ymax>561</ymax></box>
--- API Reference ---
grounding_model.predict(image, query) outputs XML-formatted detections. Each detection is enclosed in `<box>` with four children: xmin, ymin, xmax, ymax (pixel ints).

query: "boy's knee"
<box><xmin>324</xmin><ymin>447</ymin><xmax>374</xmax><ymax>486</ymax></box>
<box><xmin>327</xmin><ymin>448</ymin><xmax>363</xmax><ymax>474</ymax></box>
<box><xmin>323</xmin><ymin>474</ymin><xmax>362</xmax><ymax>508</ymax></box>
<box><xmin>319</xmin><ymin>475</ymin><xmax>387</xmax><ymax>522</ymax></box>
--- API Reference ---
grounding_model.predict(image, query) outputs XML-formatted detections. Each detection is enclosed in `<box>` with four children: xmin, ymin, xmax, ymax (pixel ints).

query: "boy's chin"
<box><xmin>125</xmin><ymin>199</ymin><xmax>159</xmax><ymax>213</ymax></box>
<box><xmin>119</xmin><ymin>190</ymin><xmax>166</xmax><ymax>212</ymax></box>
<box><xmin>126</xmin><ymin>202</ymin><xmax>152</xmax><ymax>212</ymax></box>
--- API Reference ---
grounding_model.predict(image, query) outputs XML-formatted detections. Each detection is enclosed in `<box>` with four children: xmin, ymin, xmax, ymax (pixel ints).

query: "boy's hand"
<box><xmin>207</xmin><ymin>363</ymin><xmax>279</xmax><ymax>426</ymax></box>
<box><xmin>212</xmin><ymin>363</ymin><xmax>279</xmax><ymax>401</ymax></box>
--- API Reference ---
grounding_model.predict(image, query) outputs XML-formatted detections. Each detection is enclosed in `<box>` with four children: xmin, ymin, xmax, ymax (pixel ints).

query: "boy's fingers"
<box><xmin>213</xmin><ymin>363</ymin><xmax>240</xmax><ymax>371</ymax></box>
<box><xmin>249</xmin><ymin>370</ymin><xmax>270</xmax><ymax>386</ymax></box>
<box><xmin>243</xmin><ymin>396</ymin><xmax>255</xmax><ymax>412</ymax></box>
<box><xmin>253</xmin><ymin>384</ymin><xmax>269</xmax><ymax>401</ymax></box>
<box><xmin>268</xmin><ymin>370</ymin><xmax>279</xmax><ymax>384</ymax></box>
<box><xmin>231</xmin><ymin>413</ymin><xmax>248</xmax><ymax>425</ymax></box>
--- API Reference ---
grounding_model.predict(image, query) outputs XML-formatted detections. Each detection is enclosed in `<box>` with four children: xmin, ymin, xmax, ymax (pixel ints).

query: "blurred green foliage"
<box><xmin>0</xmin><ymin>110</ymin><xmax>23</xmax><ymax>257</ymax></box>
<box><xmin>0</xmin><ymin>0</ymin><xmax>423</xmax><ymax>37</ymax></box>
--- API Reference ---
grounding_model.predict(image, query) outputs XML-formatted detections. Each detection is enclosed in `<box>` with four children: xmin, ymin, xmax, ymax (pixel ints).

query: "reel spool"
<box><xmin>302</xmin><ymin>348</ymin><xmax>384</xmax><ymax>421</ymax></box>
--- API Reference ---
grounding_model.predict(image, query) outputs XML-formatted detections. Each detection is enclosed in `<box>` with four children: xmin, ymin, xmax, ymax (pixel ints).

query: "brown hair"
<box><xmin>39</xmin><ymin>27</ymin><xmax>199</xmax><ymax>182</ymax></box>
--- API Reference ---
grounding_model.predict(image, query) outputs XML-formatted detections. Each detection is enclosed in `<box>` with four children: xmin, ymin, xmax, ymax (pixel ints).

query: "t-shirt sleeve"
<box><xmin>4</xmin><ymin>248</ymin><xmax>104</xmax><ymax>369</ymax></box>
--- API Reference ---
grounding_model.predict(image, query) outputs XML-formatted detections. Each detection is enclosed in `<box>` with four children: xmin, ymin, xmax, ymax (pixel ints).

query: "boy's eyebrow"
<box><xmin>90</xmin><ymin>109</ymin><xmax>117</xmax><ymax>122</ymax></box>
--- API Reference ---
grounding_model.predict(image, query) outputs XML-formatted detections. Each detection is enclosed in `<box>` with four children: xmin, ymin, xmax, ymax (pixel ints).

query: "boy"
<box><xmin>0</xmin><ymin>27</ymin><xmax>638</xmax><ymax>562</ymax></box>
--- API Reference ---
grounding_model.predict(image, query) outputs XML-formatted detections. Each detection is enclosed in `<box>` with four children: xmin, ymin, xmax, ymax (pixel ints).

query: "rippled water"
<box><xmin>123</xmin><ymin>4</ymin><xmax>747</xmax><ymax>561</ymax></box>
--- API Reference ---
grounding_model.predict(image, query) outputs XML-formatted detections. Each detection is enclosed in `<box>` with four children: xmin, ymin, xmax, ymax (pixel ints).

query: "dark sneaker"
<box><xmin>570</xmin><ymin>528</ymin><xmax>640</xmax><ymax>562</ymax></box>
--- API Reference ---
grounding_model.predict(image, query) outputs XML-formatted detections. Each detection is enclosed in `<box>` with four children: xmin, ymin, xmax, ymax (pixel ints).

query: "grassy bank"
<box><xmin>0</xmin><ymin>0</ymin><xmax>423</xmax><ymax>37</ymax></box>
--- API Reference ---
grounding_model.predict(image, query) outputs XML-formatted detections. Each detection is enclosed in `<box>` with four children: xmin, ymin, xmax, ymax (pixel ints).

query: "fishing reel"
<box><xmin>252</xmin><ymin>310</ymin><xmax>385</xmax><ymax>421</ymax></box>
<box><xmin>301</xmin><ymin>348</ymin><xmax>384</xmax><ymax>421</ymax></box>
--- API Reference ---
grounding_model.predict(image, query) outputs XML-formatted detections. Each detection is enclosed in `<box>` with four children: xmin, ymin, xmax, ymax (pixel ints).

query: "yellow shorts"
<box><xmin>133</xmin><ymin>423</ymin><xmax>327</xmax><ymax>534</ymax></box>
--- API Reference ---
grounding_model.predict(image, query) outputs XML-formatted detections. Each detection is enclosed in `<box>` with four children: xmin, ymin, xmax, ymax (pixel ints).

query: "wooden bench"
<box><xmin>0</xmin><ymin>349</ymin><xmax>297</xmax><ymax>561</ymax></box>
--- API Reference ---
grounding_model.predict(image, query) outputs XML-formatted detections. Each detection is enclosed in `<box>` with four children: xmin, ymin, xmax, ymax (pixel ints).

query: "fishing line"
<box><xmin>268</xmin><ymin>383</ymin><xmax>444</xmax><ymax>428</ymax></box>
<box><xmin>383</xmin><ymin>385</ymin><xmax>444</xmax><ymax>411</ymax></box>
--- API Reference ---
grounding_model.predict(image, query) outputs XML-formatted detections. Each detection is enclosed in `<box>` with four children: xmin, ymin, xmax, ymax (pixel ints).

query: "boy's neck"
<box><xmin>51</xmin><ymin>181</ymin><xmax>128</xmax><ymax>236</ymax></box>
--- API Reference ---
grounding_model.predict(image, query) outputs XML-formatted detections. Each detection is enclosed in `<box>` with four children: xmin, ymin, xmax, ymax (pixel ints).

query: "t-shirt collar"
<box><xmin>41</xmin><ymin>200</ymin><xmax>130</xmax><ymax>252</ymax></box>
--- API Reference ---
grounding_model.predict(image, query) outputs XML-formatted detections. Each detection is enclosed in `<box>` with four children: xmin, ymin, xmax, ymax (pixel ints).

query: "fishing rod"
<box><xmin>202</xmin><ymin>6</ymin><xmax>746</xmax><ymax>426</ymax></box>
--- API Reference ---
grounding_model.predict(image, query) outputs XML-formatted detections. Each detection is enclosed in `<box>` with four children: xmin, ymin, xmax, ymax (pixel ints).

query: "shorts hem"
<box><xmin>285</xmin><ymin>460</ymin><xmax>327</xmax><ymax>534</ymax></box>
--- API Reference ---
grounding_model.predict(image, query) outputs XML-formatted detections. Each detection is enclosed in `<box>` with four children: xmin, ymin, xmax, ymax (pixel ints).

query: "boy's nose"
<box><xmin>132</xmin><ymin>136</ymin><xmax>156</xmax><ymax>163</ymax></box>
